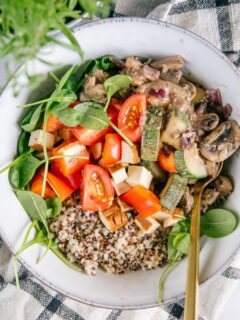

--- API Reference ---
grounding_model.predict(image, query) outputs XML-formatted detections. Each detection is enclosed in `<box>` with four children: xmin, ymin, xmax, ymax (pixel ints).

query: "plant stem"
<box><xmin>158</xmin><ymin>260</ymin><xmax>177</xmax><ymax>304</ymax></box>
<box><xmin>109</xmin><ymin>121</ymin><xmax>134</xmax><ymax>147</ymax></box>
<box><xmin>13</xmin><ymin>257</ymin><xmax>20</xmax><ymax>289</ymax></box>
<box><xmin>17</xmin><ymin>97</ymin><xmax>58</xmax><ymax>108</ymax></box>
<box><xmin>49</xmin><ymin>72</ymin><xmax>60</xmax><ymax>83</ymax></box>
<box><xmin>104</xmin><ymin>97</ymin><xmax>111</xmax><ymax>112</ymax></box>
<box><xmin>47</xmin><ymin>155</ymin><xmax>89</xmax><ymax>161</ymax></box>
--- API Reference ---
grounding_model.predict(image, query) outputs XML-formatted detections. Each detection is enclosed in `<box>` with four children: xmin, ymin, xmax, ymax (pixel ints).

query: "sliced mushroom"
<box><xmin>213</xmin><ymin>176</ymin><xmax>233</xmax><ymax>198</ymax></box>
<box><xmin>194</xmin><ymin>113</ymin><xmax>219</xmax><ymax>133</ymax></box>
<box><xmin>201</xmin><ymin>188</ymin><xmax>220</xmax><ymax>213</ymax></box>
<box><xmin>137</xmin><ymin>79</ymin><xmax>191</xmax><ymax>110</ymax></box>
<box><xmin>205</xmin><ymin>159</ymin><xmax>220</xmax><ymax>177</ymax></box>
<box><xmin>200</xmin><ymin>120</ymin><xmax>240</xmax><ymax>162</ymax></box>
<box><xmin>180</xmin><ymin>187</ymin><xmax>194</xmax><ymax>214</ymax></box>
<box><xmin>123</xmin><ymin>57</ymin><xmax>160</xmax><ymax>85</ymax></box>
<box><xmin>151</xmin><ymin>55</ymin><xmax>184</xmax><ymax>84</ymax></box>
<box><xmin>150</xmin><ymin>55</ymin><xmax>184</xmax><ymax>72</ymax></box>
<box><xmin>80</xmin><ymin>75</ymin><xmax>106</xmax><ymax>104</ymax></box>
<box><xmin>201</xmin><ymin>175</ymin><xmax>233</xmax><ymax>212</ymax></box>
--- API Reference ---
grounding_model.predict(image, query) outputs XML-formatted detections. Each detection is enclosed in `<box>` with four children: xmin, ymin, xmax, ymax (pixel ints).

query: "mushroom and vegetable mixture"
<box><xmin>2</xmin><ymin>55</ymin><xmax>240</xmax><ymax>301</ymax></box>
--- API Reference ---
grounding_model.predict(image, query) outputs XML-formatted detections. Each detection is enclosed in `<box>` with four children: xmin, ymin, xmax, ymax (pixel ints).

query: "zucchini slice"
<box><xmin>160</xmin><ymin>174</ymin><xmax>187</xmax><ymax>211</ymax></box>
<box><xmin>161</xmin><ymin>109</ymin><xmax>190</xmax><ymax>150</ymax></box>
<box><xmin>175</xmin><ymin>145</ymin><xmax>207</xmax><ymax>179</ymax></box>
<box><xmin>141</xmin><ymin>106</ymin><xmax>164</xmax><ymax>161</ymax></box>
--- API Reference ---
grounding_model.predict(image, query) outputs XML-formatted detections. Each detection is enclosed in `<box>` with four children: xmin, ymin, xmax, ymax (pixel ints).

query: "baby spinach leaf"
<box><xmin>16</xmin><ymin>191</ymin><xmax>48</xmax><ymax>232</ymax></box>
<box><xmin>17</xmin><ymin>130</ymin><xmax>30</xmax><ymax>155</ymax></box>
<box><xmin>200</xmin><ymin>208</ymin><xmax>237</xmax><ymax>238</ymax></box>
<box><xmin>51</xmin><ymin>245</ymin><xmax>82</xmax><ymax>272</ymax></box>
<box><xmin>173</xmin><ymin>232</ymin><xmax>190</xmax><ymax>255</ymax></box>
<box><xmin>56</xmin><ymin>102</ymin><xmax>109</xmax><ymax>129</ymax></box>
<box><xmin>21</xmin><ymin>104</ymin><xmax>43</xmax><ymax>132</ymax></box>
<box><xmin>46</xmin><ymin>197</ymin><xmax>62</xmax><ymax>218</ymax></box>
<box><xmin>104</xmin><ymin>74</ymin><xmax>132</xmax><ymax>111</ymax></box>
<box><xmin>9</xmin><ymin>155</ymin><xmax>42</xmax><ymax>189</ymax></box>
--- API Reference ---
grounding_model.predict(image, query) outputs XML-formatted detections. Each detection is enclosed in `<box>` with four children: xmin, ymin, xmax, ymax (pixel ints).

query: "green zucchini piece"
<box><xmin>141</xmin><ymin>106</ymin><xmax>164</xmax><ymax>161</ymax></box>
<box><xmin>160</xmin><ymin>174</ymin><xmax>188</xmax><ymax>211</ymax></box>
<box><xmin>161</xmin><ymin>109</ymin><xmax>190</xmax><ymax>150</ymax></box>
<box><xmin>141</xmin><ymin>160</ymin><xmax>167</xmax><ymax>182</ymax></box>
<box><xmin>174</xmin><ymin>145</ymin><xmax>207</xmax><ymax>179</ymax></box>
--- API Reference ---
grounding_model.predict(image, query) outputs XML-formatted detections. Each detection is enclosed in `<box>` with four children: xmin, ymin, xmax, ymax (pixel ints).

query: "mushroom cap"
<box><xmin>200</xmin><ymin>120</ymin><xmax>240</xmax><ymax>162</ymax></box>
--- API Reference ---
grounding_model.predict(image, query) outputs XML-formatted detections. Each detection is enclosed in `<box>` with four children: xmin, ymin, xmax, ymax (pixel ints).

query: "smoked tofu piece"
<box><xmin>116</xmin><ymin>198</ymin><xmax>133</xmax><ymax>213</ymax></box>
<box><xmin>99</xmin><ymin>204</ymin><xmax>128</xmax><ymax>232</ymax></box>
<box><xmin>127</xmin><ymin>166</ymin><xmax>153</xmax><ymax>189</ymax></box>
<box><xmin>163</xmin><ymin>208</ymin><xmax>185</xmax><ymax>228</ymax></box>
<box><xmin>152</xmin><ymin>205</ymin><xmax>173</xmax><ymax>221</ymax></box>
<box><xmin>28</xmin><ymin>129</ymin><xmax>55</xmax><ymax>151</ymax></box>
<box><xmin>111</xmin><ymin>179</ymin><xmax>131</xmax><ymax>196</ymax></box>
<box><xmin>120</xmin><ymin>141</ymin><xmax>140</xmax><ymax>164</ymax></box>
<box><xmin>135</xmin><ymin>215</ymin><xmax>160</xmax><ymax>234</ymax></box>
<box><xmin>108</xmin><ymin>164</ymin><xmax>128</xmax><ymax>185</ymax></box>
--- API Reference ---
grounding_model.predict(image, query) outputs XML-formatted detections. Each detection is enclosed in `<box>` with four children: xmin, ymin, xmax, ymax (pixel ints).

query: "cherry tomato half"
<box><xmin>118</xmin><ymin>94</ymin><xmax>147</xmax><ymax>142</ymax></box>
<box><xmin>71</xmin><ymin>99</ymin><xmax>122</xmax><ymax>146</ymax></box>
<box><xmin>51</xmin><ymin>161</ymin><xmax>81</xmax><ymax>191</ymax></box>
<box><xmin>81</xmin><ymin>164</ymin><xmax>114</xmax><ymax>211</ymax></box>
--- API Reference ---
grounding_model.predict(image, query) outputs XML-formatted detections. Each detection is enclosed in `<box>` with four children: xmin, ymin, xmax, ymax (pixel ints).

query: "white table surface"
<box><xmin>0</xmin><ymin>60</ymin><xmax>239</xmax><ymax>320</ymax></box>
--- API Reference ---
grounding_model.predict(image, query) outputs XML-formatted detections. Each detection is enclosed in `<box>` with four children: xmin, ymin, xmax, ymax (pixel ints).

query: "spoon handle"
<box><xmin>184</xmin><ymin>192</ymin><xmax>201</xmax><ymax>320</ymax></box>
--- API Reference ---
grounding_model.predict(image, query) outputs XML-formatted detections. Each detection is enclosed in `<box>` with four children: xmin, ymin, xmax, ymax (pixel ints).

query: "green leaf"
<box><xmin>46</xmin><ymin>198</ymin><xmax>62</xmax><ymax>218</ymax></box>
<box><xmin>9</xmin><ymin>155</ymin><xmax>42</xmax><ymax>189</ymax></box>
<box><xmin>104</xmin><ymin>74</ymin><xmax>132</xmax><ymax>111</ymax></box>
<box><xmin>17</xmin><ymin>130</ymin><xmax>30</xmax><ymax>155</ymax></box>
<box><xmin>16</xmin><ymin>191</ymin><xmax>48</xmax><ymax>232</ymax></box>
<box><xmin>172</xmin><ymin>232</ymin><xmax>190</xmax><ymax>255</ymax></box>
<box><xmin>51</xmin><ymin>245</ymin><xmax>82</xmax><ymax>272</ymax></box>
<box><xmin>56</xmin><ymin>102</ymin><xmax>109</xmax><ymax>129</ymax></box>
<box><xmin>21</xmin><ymin>104</ymin><xmax>43</xmax><ymax>132</ymax></box>
<box><xmin>200</xmin><ymin>208</ymin><xmax>237</xmax><ymax>238</ymax></box>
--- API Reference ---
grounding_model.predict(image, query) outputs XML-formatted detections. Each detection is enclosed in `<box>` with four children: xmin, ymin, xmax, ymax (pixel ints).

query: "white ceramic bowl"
<box><xmin>0</xmin><ymin>18</ymin><xmax>240</xmax><ymax>309</ymax></box>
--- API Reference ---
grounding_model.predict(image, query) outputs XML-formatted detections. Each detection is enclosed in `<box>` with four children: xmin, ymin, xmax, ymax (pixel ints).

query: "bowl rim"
<box><xmin>0</xmin><ymin>16</ymin><xmax>240</xmax><ymax>310</ymax></box>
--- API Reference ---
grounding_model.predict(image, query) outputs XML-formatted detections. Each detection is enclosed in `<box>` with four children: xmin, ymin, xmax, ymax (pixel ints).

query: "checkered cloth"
<box><xmin>1</xmin><ymin>1</ymin><xmax>240</xmax><ymax>319</ymax></box>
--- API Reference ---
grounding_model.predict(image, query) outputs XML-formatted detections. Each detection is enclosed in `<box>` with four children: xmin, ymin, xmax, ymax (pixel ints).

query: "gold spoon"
<box><xmin>184</xmin><ymin>162</ymin><xmax>223</xmax><ymax>320</ymax></box>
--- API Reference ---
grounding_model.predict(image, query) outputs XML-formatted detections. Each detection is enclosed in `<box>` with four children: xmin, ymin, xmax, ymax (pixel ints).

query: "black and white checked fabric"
<box><xmin>1</xmin><ymin>1</ymin><xmax>240</xmax><ymax>319</ymax></box>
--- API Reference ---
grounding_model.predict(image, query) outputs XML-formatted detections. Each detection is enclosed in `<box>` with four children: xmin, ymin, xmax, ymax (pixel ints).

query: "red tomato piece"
<box><xmin>81</xmin><ymin>164</ymin><xmax>114</xmax><ymax>211</ymax></box>
<box><xmin>71</xmin><ymin>99</ymin><xmax>122</xmax><ymax>146</ymax></box>
<box><xmin>51</xmin><ymin>140</ymin><xmax>89</xmax><ymax>177</ymax></box>
<box><xmin>118</xmin><ymin>94</ymin><xmax>147</xmax><ymax>142</ymax></box>
<box><xmin>120</xmin><ymin>185</ymin><xmax>161</xmax><ymax>217</ymax></box>
<box><xmin>102</xmin><ymin>133</ymin><xmax>122</xmax><ymax>165</ymax></box>
<box><xmin>158</xmin><ymin>149</ymin><xmax>177</xmax><ymax>173</ymax></box>
<box><xmin>90</xmin><ymin>142</ymin><xmax>103</xmax><ymax>160</ymax></box>
<box><xmin>47</xmin><ymin>171</ymin><xmax>75</xmax><ymax>201</ymax></box>
<box><xmin>31</xmin><ymin>167</ymin><xmax>56</xmax><ymax>199</ymax></box>
<box><xmin>45</xmin><ymin>101</ymin><xmax>80</xmax><ymax>133</ymax></box>
<box><xmin>51</xmin><ymin>161</ymin><xmax>81</xmax><ymax>190</ymax></box>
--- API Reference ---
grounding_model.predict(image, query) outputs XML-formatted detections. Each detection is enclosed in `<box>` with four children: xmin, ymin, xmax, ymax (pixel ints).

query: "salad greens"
<box><xmin>56</xmin><ymin>102</ymin><xmax>109</xmax><ymax>129</ymax></box>
<box><xmin>200</xmin><ymin>208</ymin><xmax>237</xmax><ymax>238</ymax></box>
<box><xmin>21</xmin><ymin>105</ymin><xmax>44</xmax><ymax>132</ymax></box>
<box><xmin>158</xmin><ymin>208</ymin><xmax>238</xmax><ymax>303</ymax></box>
<box><xmin>0</xmin><ymin>0</ymin><xmax>113</xmax><ymax>93</ymax></box>
<box><xmin>104</xmin><ymin>74</ymin><xmax>132</xmax><ymax>111</ymax></box>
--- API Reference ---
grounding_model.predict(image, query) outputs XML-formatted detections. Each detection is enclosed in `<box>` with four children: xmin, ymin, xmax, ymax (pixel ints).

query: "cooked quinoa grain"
<box><xmin>50</xmin><ymin>193</ymin><xmax>168</xmax><ymax>275</ymax></box>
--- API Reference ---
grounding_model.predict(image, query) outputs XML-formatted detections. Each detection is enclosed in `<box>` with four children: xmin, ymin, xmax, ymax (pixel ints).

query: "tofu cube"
<box><xmin>111</xmin><ymin>179</ymin><xmax>131</xmax><ymax>196</ymax></box>
<box><xmin>120</xmin><ymin>141</ymin><xmax>140</xmax><ymax>164</ymax></box>
<box><xmin>108</xmin><ymin>164</ymin><xmax>128</xmax><ymax>185</ymax></box>
<box><xmin>127</xmin><ymin>166</ymin><xmax>153</xmax><ymax>189</ymax></box>
<box><xmin>163</xmin><ymin>208</ymin><xmax>185</xmax><ymax>228</ymax></box>
<box><xmin>99</xmin><ymin>204</ymin><xmax>128</xmax><ymax>232</ymax></box>
<box><xmin>135</xmin><ymin>215</ymin><xmax>160</xmax><ymax>234</ymax></box>
<box><xmin>152</xmin><ymin>205</ymin><xmax>172</xmax><ymax>222</ymax></box>
<box><xmin>116</xmin><ymin>198</ymin><xmax>133</xmax><ymax>213</ymax></box>
<box><xmin>28</xmin><ymin>129</ymin><xmax>55</xmax><ymax>151</ymax></box>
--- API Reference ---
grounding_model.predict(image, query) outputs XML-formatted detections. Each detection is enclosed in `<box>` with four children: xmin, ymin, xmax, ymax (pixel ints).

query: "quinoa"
<box><xmin>50</xmin><ymin>193</ymin><xmax>168</xmax><ymax>275</ymax></box>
